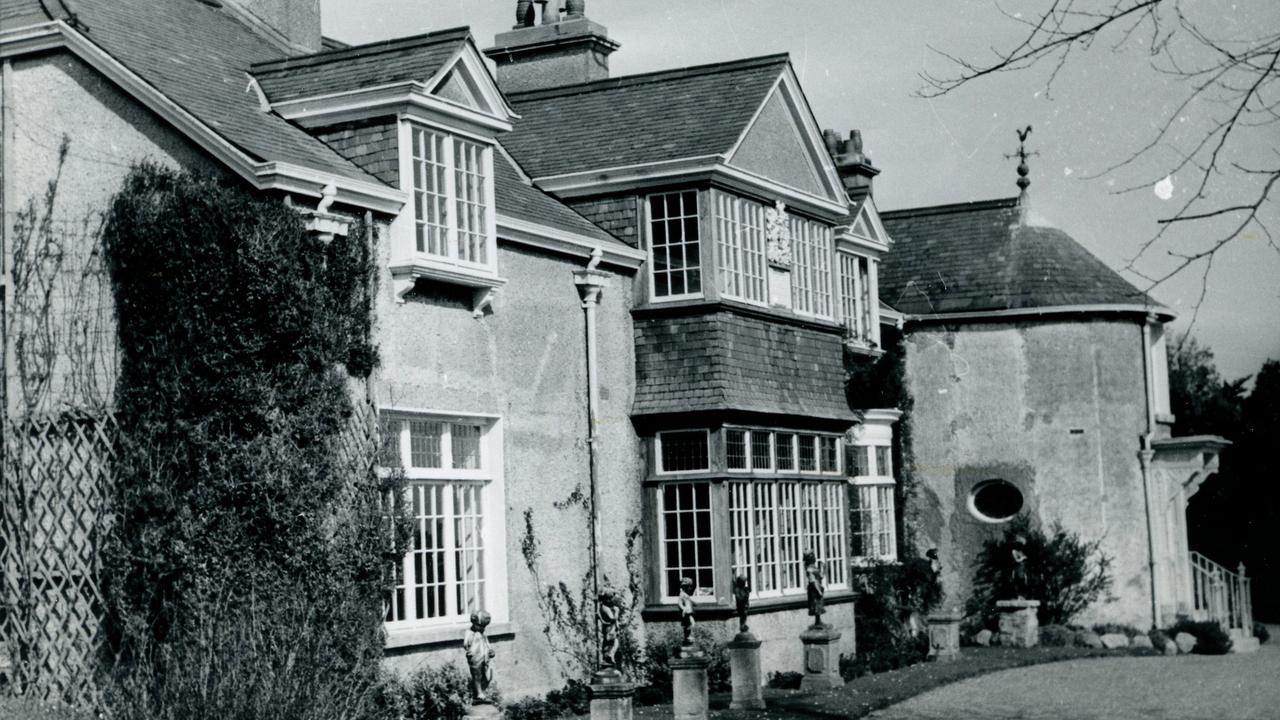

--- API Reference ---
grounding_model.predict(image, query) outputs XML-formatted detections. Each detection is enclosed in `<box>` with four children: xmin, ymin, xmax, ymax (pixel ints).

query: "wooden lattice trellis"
<box><xmin>0</xmin><ymin>410</ymin><xmax>115</xmax><ymax>707</ymax></box>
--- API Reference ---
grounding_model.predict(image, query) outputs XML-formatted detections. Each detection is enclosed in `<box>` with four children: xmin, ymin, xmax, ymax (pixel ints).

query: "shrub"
<box><xmin>1039</xmin><ymin>624</ymin><xmax>1074</xmax><ymax>647</ymax></box>
<box><xmin>1166</xmin><ymin>619</ymin><xmax>1233</xmax><ymax>655</ymax></box>
<box><xmin>637</xmin><ymin>625</ymin><xmax>730</xmax><ymax>701</ymax></box>
<box><xmin>766</xmin><ymin>671</ymin><xmax>804</xmax><ymax>690</ymax></box>
<box><xmin>502</xmin><ymin>679</ymin><xmax>591</xmax><ymax>720</ymax></box>
<box><xmin>1091</xmin><ymin>623</ymin><xmax>1143</xmax><ymax>639</ymax></box>
<box><xmin>373</xmin><ymin>665</ymin><xmax>472</xmax><ymax>720</ymax></box>
<box><xmin>968</xmin><ymin>515</ymin><xmax>1114</xmax><ymax>627</ymax></box>
<box><xmin>1148</xmin><ymin>629</ymin><xmax>1172</xmax><ymax>652</ymax></box>
<box><xmin>847</xmin><ymin>557</ymin><xmax>940</xmax><ymax>680</ymax></box>
<box><xmin>1254</xmin><ymin>622</ymin><xmax>1270</xmax><ymax>644</ymax></box>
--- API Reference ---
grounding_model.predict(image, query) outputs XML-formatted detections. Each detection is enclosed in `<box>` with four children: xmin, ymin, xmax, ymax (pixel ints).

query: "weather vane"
<box><xmin>1004</xmin><ymin>125</ymin><xmax>1038</xmax><ymax>197</ymax></box>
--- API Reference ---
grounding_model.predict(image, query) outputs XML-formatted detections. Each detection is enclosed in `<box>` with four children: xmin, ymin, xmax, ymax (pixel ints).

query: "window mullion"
<box><xmin>443</xmin><ymin>134</ymin><xmax>458</xmax><ymax>260</ymax></box>
<box><xmin>443</xmin><ymin>483</ymin><xmax>459</xmax><ymax>619</ymax></box>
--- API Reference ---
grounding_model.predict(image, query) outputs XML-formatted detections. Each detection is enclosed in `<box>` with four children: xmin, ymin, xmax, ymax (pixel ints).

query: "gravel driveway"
<box><xmin>867</xmin><ymin>639</ymin><xmax>1280</xmax><ymax>720</ymax></box>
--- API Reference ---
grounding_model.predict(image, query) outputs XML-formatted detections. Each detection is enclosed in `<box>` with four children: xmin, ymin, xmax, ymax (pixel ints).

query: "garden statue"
<box><xmin>463</xmin><ymin>611</ymin><xmax>496</xmax><ymax>704</ymax></box>
<box><xmin>732</xmin><ymin>574</ymin><xmax>751</xmax><ymax>634</ymax></box>
<box><xmin>678</xmin><ymin>576</ymin><xmax>696</xmax><ymax>650</ymax></box>
<box><xmin>598</xmin><ymin>588</ymin><xmax>620</xmax><ymax>669</ymax></box>
<box><xmin>1010</xmin><ymin>534</ymin><xmax>1029</xmax><ymax>599</ymax></box>
<box><xmin>804</xmin><ymin>550</ymin><xmax>825</xmax><ymax>627</ymax></box>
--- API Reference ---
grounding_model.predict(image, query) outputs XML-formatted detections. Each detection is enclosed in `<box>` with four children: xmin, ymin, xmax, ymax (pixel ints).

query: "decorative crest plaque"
<box><xmin>765</xmin><ymin>200</ymin><xmax>792</xmax><ymax>268</ymax></box>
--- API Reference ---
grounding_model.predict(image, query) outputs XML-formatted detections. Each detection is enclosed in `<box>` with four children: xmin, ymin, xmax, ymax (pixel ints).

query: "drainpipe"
<box><xmin>1139</xmin><ymin>315</ymin><xmax>1161</xmax><ymax>629</ymax></box>
<box><xmin>574</xmin><ymin>248</ymin><xmax>608</xmax><ymax>666</ymax></box>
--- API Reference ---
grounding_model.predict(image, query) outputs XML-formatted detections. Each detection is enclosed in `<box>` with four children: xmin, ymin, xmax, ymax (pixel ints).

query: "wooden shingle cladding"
<box><xmin>632</xmin><ymin>307</ymin><xmax>854</xmax><ymax>424</ymax></box>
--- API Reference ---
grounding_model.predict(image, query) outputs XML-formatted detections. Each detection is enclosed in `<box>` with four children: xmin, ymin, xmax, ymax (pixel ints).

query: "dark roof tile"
<box><xmin>502</xmin><ymin>55</ymin><xmax>787</xmax><ymax>179</ymax></box>
<box><xmin>880</xmin><ymin>197</ymin><xmax>1161</xmax><ymax>317</ymax></box>
<box><xmin>494</xmin><ymin>151</ymin><xmax>622</xmax><ymax>245</ymax></box>
<box><xmin>252</xmin><ymin>28</ymin><xmax>468</xmax><ymax>103</ymax></box>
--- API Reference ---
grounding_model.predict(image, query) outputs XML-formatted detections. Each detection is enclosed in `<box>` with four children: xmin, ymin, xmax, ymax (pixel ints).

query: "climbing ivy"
<box><xmin>98</xmin><ymin>164</ymin><xmax>401</xmax><ymax>719</ymax></box>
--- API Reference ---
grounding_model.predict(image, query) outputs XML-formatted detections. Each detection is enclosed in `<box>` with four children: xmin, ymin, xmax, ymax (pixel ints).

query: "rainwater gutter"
<box><xmin>574</xmin><ymin>248</ymin><xmax>608</xmax><ymax>663</ymax></box>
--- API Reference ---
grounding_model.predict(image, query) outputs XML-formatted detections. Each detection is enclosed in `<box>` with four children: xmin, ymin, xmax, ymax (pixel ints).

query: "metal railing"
<box><xmin>1190</xmin><ymin>551</ymin><xmax>1253</xmax><ymax>634</ymax></box>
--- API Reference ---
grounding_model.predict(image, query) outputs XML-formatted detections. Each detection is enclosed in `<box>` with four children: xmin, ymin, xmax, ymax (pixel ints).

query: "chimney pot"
<box><xmin>486</xmin><ymin>0</ymin><xmax>619</xmax><ymax>92</ymax></box>
<box><xmin>516</xmin><ymin>0</ymin><xmax>534</xmax><ymax>27</ymax></box>
<box><xmin>566</xmin><ymin>0</ymin><xmax>586</xmax><ymax>18</ymax></box>
<box><xmin>822</xmin><ymin>129</ymin><xmax>841</xmax><ymax>156</ymax></box>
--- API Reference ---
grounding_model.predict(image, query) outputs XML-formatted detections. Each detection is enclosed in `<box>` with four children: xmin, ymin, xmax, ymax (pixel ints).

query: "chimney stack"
<box><xmin>223</xmin><ymin>0</ymin><xmax>322</xmax><ymax>55</ymax></box>
<box><xmin>484</xmin><ymin>0</ymin><xmax>620</xmax><ymax>93</ymax></box>
<box><xmin>824</xmin><ymin>129</ymin><xmax>880</xmax><ymax>199</ymax></box>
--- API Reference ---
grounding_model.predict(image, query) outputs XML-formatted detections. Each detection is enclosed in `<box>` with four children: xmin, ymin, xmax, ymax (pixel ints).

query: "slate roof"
<box><xmin>47</xmin><ymin>0</ymin><xmax>378</xmax><ymax>184</ymax></box>
<box><xmin>1</xmin><ymin>0</ymin><xmax>48</xmax><ymax>26</ymax></box>
<box><xmin>501</xmin><ymin>55</ymin><xmax>788</xmax><ymax>179</ymax></box>
<box><xmin>252</xmin><ymin>28</ymin><xmax>469</xmax><ymax>103</ymax></box>
<box><xmin>879</xmin><ymin>197</ymin><xmax>1164</xmax><ymax>317</ymax></box>
<box><xmin>494</xmin><ymin>151</ymin><xmax>620</xmax><ymax>245</ymax></box>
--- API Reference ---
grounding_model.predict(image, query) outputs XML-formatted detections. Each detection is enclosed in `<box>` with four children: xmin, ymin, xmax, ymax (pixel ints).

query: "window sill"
<box><xmin>632</xmin><ymin>298</ymin><xmax>844</xmax><ymax>334</ymax></box>
<box><xmin>390</xmin><ymin>256</ymin><xmax>507</xmax><ymax>316</ymax></box>
<box><xmin>384</xmin><ymin>620</ymin><xmax>516</xmax><ymax>650</ymax></box>
<box><xmin>843</xmin><ymin>338</ymin><xmax>883</xmax><ymax>357</ymax></box>
<box><xmin>640</xmin><ymin>590</ymin><xmax>856</xmax><ymax>621</ymax></box>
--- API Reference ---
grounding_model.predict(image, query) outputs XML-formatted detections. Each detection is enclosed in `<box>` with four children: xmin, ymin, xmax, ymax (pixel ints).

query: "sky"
<box><xmin>321</xmin><ymin>0</ymin><xmax>1280</xmax><ymax>382</ymax></box>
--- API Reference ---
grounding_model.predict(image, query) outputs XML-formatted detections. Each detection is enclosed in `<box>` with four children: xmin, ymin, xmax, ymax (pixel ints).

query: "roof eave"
<box><xmin>901</xmin><ymin>303</ymin><xmax>1176</xmax><ymax>325</ymax></box>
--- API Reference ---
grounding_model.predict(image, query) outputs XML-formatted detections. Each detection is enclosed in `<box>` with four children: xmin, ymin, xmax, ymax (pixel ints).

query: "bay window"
<box><xmin>407</xmin><ymin>124</ymin><xmax>496</xmax><ymax>270</ymax></box>
<box><xmin>383</xmin><ymin>413</ymin><xmax>502</xmax><ymax>630</ymax></box>
<box><xmin>653</xmin><ymin>425</ymin><xmax>849</xmax><ymax>604</ymax></box>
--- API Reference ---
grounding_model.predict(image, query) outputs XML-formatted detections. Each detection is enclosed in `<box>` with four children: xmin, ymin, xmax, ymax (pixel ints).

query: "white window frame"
<box><xmin>381</xmin><ymin>410</ymin><xmax>507</xmax><ymax>634</ymax></box>
<box><xmin>849</xmin><ymin>442</ymin><xmax>897</xmax><ymax>563</ymax></box>
<box><xmin>655</xmin><ymin>429</ymin><xmax>712</xmax><ymax>475</ymax></box>
<box><xmin>838</xmin><ymin>251</ymin><xmax>879</xmax><ymax>347</ymax></box>
<box><xmin>657</xmin><ymin>481</ymin><xmax>718</xmax><ymax>602</ymax></box>
<box><xmin>646</xmin><ymin>190</ymin><xmax>704</xmax><ymax>302</ymax></box>
<box><xmin>789</xmin><ymin>215</ymin><xmax>836</xmax><ymax>320</ymax></box>
<box><xmin>398</xmin><ymin>120</ymin><xmax>499</xmax><ymax>274</ymax></box>
<box><xmin>713</xmin><ymin>190</ymin><xmax>768</xmax><ymax>305</ymax></box>
<box><xmin>724</xmin><ymin>426</ymin><xmax>842</xmax><ymax>476</ymax></box>
<box><xmin>728</xmin><ymin>478</ymin><xmax>849</xmax><ymax>599</ymax></box>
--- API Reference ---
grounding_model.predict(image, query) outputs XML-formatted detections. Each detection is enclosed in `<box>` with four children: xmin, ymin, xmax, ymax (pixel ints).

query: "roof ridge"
<box><xmin>506</xmin><ymin>53</ymin><xmax>790</xmax><ymax>101</ymax></box>
<box><xmin>881</xmin><ymin>196</ymin><xmax>1019</xmax><ymax>219</ymax></box>
<box><xmin>250</xmin><ymin>26</ymin><xmax>471</xmax><ymax>73</ymax></box>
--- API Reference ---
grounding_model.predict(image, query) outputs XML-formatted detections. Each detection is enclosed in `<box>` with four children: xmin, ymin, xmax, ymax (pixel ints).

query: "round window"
<box><xmin>969</xmin><ymin>480</ymin><xmax>1023</xmax><ymax>523</ymax></box>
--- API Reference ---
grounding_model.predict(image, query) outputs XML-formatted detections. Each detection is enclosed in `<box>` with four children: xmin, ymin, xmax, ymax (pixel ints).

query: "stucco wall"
<box><xmin>2</xmin><ymin>52</ymin><xmax>222</xmax><ymax>414</ymax></box>
<box><xmin>903</xmin><ymin>318</ymin><xmax>1153</xmax><ymax>626</ymax></box>
<box><xmin>373</xmin><ymin>239</ymin><xmax>644</xmax><ymax>696</ymax></box>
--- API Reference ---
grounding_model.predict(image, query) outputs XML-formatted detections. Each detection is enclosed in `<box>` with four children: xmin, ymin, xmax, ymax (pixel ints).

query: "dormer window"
<box><xmin>410</xmin><ymin>125</ymin><xmax>494</xmax><ymax>268</ymax></box>
<box><xmin>838</xmin><ymin>253</ymin><xmax>878</xmax><ymax>347</ymax></box>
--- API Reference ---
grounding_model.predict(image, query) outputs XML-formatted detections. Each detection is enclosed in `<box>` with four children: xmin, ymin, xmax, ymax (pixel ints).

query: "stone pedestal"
<box><xmin>589</xmin><ymin>669</ymin><xmax>635</xmax><ymax>720</ymax></box>
<box><xmin>995</xmin><ymin>600</ymin><xmax>1040</xmax><ymax>648</ymax></box>
<box><xmin>799</xmin><ymin>623</ymin><xmax>843</xmax><ymax>691</ymax></box>
<box><xmin>463</xmin><ymin>703</ymin><xmax>502</xmax><ymax>720</ymax></box>
<box><xmin>926</xmin><ymin>611</ymin><xmax>963</xmax><ymax>661</ymax></box>
<box><xmin>728</xmin><ymin>632</ymin><xmax>765</xmax><ymax>710</ymax></box>
<box><xmin>671</xmin><ymin>653</ymin><xmax>711</xmax><ymax>720</ymax></box>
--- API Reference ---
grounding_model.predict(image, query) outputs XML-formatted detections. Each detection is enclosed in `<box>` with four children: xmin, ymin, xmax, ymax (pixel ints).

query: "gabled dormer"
<box><xmin>252</xmin><ymin>29</ymin><xmax>520</xmax><ymax>308</ymax></box>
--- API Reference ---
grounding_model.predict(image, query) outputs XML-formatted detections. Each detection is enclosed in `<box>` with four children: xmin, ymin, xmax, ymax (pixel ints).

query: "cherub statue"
<box><xmin>732</xmin><ymin>574</ymin><xmax>751</xmax><ymax>634</ymax></box>
<box><xmin>1010</xmin><ymin>534</ymin><xmax>1028</xmax><ymax>599</ymax></box>
<box><xmin>598</xmin><ymin>588</ymin><xmax>620</xmax><ymax>669</ymax></box>
<box><xmin>804</xmin><ymin>550</ymin><xmax>825</xmax><ymax>627</ymax></box>
<box><xmin>678</xmin><ymin>577</ymin><xmax>696</xmax><ymax>650</ymax></box>
<box><xmin>463</xmin><ymin>611</ymin><xmax>496</xmax><ymax>704</ymax></box>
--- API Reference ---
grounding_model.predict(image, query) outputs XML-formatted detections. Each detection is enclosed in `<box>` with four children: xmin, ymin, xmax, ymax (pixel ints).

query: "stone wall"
<box><xmin>903</xmin><ymin>317</ymin><xmax>1153</xmax><ymax>626</ymax></box>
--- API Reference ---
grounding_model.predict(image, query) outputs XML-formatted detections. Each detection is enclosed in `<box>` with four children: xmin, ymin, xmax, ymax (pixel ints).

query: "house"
<box><xmin>879</xmin><ymin>189</ymin><xmax>1235</xmax><ymax>631</ymax></box>
<box><xmin>1</xmin><ymin>0</ymin><xmax>908</xmax><ymax>697</ymax></box>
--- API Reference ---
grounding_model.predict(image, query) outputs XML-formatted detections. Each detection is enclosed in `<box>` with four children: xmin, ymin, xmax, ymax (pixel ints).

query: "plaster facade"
<box><xmin>373</xmin><ymin>239</ymin><xmax>645</xmax><ymax>697</ymax></box>
<box><xmin>903</xmin><ymin>318</ymin><xmax>1156</xmax><ymax>625</ymax></box>
<box><xmin>1</xmin><ymin>52</ymin><xmax>221</xmax><ymax>415</ymax></box>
